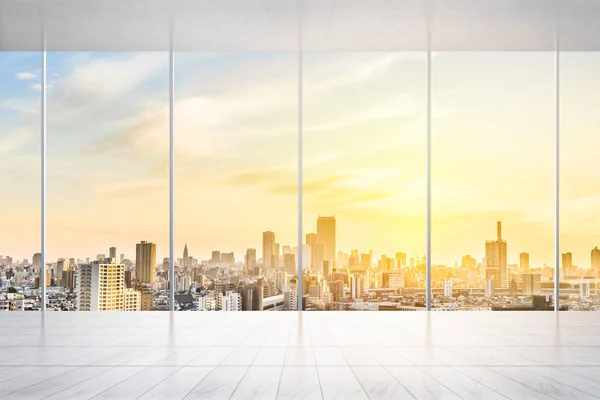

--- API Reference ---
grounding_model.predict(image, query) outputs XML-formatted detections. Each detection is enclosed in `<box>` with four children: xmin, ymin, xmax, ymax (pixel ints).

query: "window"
<box><xmin>432</xmin><ymin>52</ymin><xmax>555</xmax><ymax>311</ymax></box>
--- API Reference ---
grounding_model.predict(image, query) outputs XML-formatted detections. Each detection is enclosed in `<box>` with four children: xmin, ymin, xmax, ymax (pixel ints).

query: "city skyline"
<box><xmin>2</xmin><ymin>52</ymin><xmax>600</xmax><ymax>267</ymax></box>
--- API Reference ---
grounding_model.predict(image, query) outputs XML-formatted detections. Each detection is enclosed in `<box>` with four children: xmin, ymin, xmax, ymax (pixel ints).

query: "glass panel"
<box><xmin>560</xmin><ymin>52</ymin><xmax>600</xmax><ymax>311</ymax></box>
<box><xmin>303</xmin><ymin>52</ymin><xmax>426</xmax><ymax>311</ymax></box>
<box><xmin>47</xmin><ymin>52</ymin><xmax>169</xmax><ymax>311</ymax></box>
<box><xmin>0</xmin><ymin>52</ymin><xmax>41</xmax><ymax>311</ymax></box>
<box><xmin>175</xmin><ymin>53</ymin><xmax>297</xmax><ymax>311</ymax></box>
<box><xmin>432</xmin><ymin>52</ymin><xmax>555</xmax><ymax>311</ymax></box>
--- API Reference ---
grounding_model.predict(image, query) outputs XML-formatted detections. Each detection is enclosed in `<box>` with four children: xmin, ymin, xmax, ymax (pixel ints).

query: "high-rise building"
<box><xmin>32</xmin><ymin>252</ymin><xmax>42</xmax><ymax>269</ymax></box>
<box><xmin>485</xmin><ymin>221</ymin><xmax>508</xmax><ymax>289</ymax></box>
<box><xmin>162</xmin><ymin>257</ymin><xmax>169</xmax><ymax>272</ymax></box>
<box><xmin>222</xmin><ymin>291</ymin><xmax>242</xmax><ymax>311</ymax></box>
<box><xmin>245</xmin><ymin>248</ymin><xmax>257</xmax><ymax>278</ymax></box>
<box><xmin>221</xmin><ymin>252</ymin><xmax>235</xmax><ymax>264</ymax></box>
<box><xmin>275</xmin><ymin>270</ymin><xmax>287</xmax><ymax>291</ymax></box>
<box><xmin>382</xmin><ymin>271</ymin><xmax>404</xmax><ymax>290</ymax></box>
<box><xmin>591</xmin><ymin>247</ymin><xmax>600</xmax><ymax>276</ymax></box>
<box><xmin>282</xmin><ymin>245</ymin><xmax>292</xmax><ymax>255</ymax></box>
<box><xmin>317</xmin><ymin>216</ymin><xmax>336</xmax><ymax>264</ymax></box>
<box><xmin>183</xmin><ymin>244</ymin><xmax>189</xmax><ymax>268</ymax></box>
<box><xmin>119</xmin><ymin>254</ymin><xmax>124</xmax><ymax>263</ymax></box>
<box><xmin>262</xmin><ymin>231</ymin><xmax>275</xmax><ymax>270</ymax></box>
<box><xmin>562</xmin><ymin>252</ymin><xmax>573</xmax><ymax>277</ymax></box>
<box><xmin>322</xmin><ymin>260</ymin><xmax>333</xmax><ymax>281</ymax></box>
<box><xmin>77</xmin><ymin>263</ymin><xmax>140</xmax><ymax>311</ymax></box>
<box><xmin>56</xmin><ymin>258</ymin><xmax>68</xmax><ymax>286</ymax></box>
<box><xmin>521</xmin><ymin>273</ymin><xmax>541</xmax><ymax>296</ymax></box>
<box><xmin>284</xmin><ymin>253</ymin><xmax>296</xmax><ymax>275</ymax></box>
<box><xmin>306</xmin><ymin>233</ymin><xmax>317</xmax><ymax>269</ymax></box>
<box><xmin>109</xmin><ymin>247</ymin><xmax>117</xmax><ymax>262</ymax></box>
<box><xmin>444</xmin><ymin>279</ymin><xmax>453</xmax><ymax>298</ymax></box>
<box><xmin>211</xmin><ymin>251</ymin><xmax>221</xmax><ymax>264</ymax></box>
<box><xmin>395</xmin><ymin>252</ymin><xmax>407</xmax><ymax>268</ymax></box>
<box><xmin>580</xmin><ymin>281</ymin><xmax>591</xmax><ymax>298</ymax></box>
<box><xmin>135</xmin><ymin>241</ymin><xmax>156</xmax><ymax>285</ymax></box>
<box><xmin>283</xmin><ymin>285</ymin><xmax>298</xmax><ymax>310</ymax></box>
<box><xmin>350</xmin><ymin>274</ymin><xmax>364</xmax><ymax>300</ymax></box>
<box><xmin>519</xmin><ymin>252</ymin><xmax>529</xmax><ymax>270</ymax></box>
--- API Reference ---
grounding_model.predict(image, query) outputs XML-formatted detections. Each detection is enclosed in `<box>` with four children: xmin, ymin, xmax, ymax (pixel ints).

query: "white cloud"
<box><xmin>16</xmin><ymin>72</ymin><xmax>37</xmax><ymax>80</ymax></box>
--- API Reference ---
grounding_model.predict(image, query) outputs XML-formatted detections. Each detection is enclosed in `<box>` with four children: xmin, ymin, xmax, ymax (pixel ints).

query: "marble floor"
<box><xmin>1</xmin><ymin>311</ymin><xmax>600</xmax><ymax>399</ymax></box>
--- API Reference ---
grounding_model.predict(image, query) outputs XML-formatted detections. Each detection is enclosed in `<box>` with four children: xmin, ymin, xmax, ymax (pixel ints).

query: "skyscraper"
<box><xmin>262</xmin><ymin>231</ymin><xmax>275</xmax><ymax>270</ymax></box>
<box><xmin>135</xmin><ymin>241</ymin><xmax>156</xmax><ymax>285</ymax></box>
<box><xmin>562</xmin><ymin>252</ymin><xmax>573</xmax><ymax>277</ymax></box>
<box><xmin>317</xmin><ymin>216</ymin><xmax>336</xmax><ymax>264</ymax></box>
<box><xmin>591</xmin><ymin>247</ymin><xmax>600</xmax><ymax>276</ymax></box>
<box><xmin>284</xmin><ymin>253</ymin><xmax>296</xmax><ymax>275</ymax></box>
<box><xmin>211</xmin><ymin>251</ymin><xmax>221</xmax><ymax>264</ymax></box>
<box><xmin>485</xmin><ymin>221</ymin><xmax>507</xmax><ymax>289</ymax></box>
<box><xmin>109</xmin><ymin>247</ymin><xmax>117</xmax><ymax>262</ymax></box>
<box><xmin>519</xmin><ymin>252</ymin><xmax>529</xmax><ymax>270</ymax></box>
<box><xmin>183</xmin><ymin>244</ymin><xmax>189</xmax><ymax>268</ymax></box>
<box><xmin>245</xmin><ymin>248</ymin><xmax>257</xmax><ymax>278</ymax></box>
<box><xmin>306</xmin><ymin>233</ymin><xmax>317</xmax><ymax>269</ymax></box>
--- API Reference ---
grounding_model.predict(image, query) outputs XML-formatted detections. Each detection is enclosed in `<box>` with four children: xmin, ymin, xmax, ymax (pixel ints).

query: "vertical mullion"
<box><xmin>425</xmin><ymin>17</ymin><xmax>432</xmax><ymax>312</ymax></box>
<box><xmin>41</xmin><ymin>47</ymin><xmax>47</xmax><ymax>312</ymax></box>
<box><xmin>297</xmin><ymin>8</ymin><xmax>303</xmax><ymax>312</ymax></box>
<box><xmin>554</xmin><ymin>29</ymin><xmax>560</xmax><ymax>312</ymax></box>
<box><xmin>169</xmin><ymin>38</ymin><xmax>175</xmax><ymax>312</ymax></box>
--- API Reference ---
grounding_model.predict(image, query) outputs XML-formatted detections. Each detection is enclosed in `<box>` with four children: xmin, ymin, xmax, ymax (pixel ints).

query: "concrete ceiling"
<box><xmin>1</xmin><ymin>0</ymin><xmax>599</xmax><ymax>51</ymax></box>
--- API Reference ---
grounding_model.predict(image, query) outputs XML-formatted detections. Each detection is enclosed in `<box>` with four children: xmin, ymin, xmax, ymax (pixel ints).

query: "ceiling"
<box><xmin>1</xmin><ymin>0</ymin><xmax>599</xmax><ymax>51</ymax></box>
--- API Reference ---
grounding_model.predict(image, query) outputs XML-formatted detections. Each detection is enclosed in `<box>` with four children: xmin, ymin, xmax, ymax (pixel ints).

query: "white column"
<box><xmin>554</xmin><ymin>29</ymin><xmax>560</xmax><ymax>312</ymax></box>
<box><xmin>41</xmin><ymin>47</ymin><xmax>47</xmax><ymax>312</ymax></box>
<box><xmin>169</xmin><ymin>39</ymin><xmax>175</xmax><ymax>312</ymax></box>
<box><xmin>425</xmin><ymin>10</ymin><xmax>432</xmax><ymax>311</ymax></box>
<box><xmin>297</xmin><ymin>7</ymin><xmax>304</xmax><ymax>312</ymax></box>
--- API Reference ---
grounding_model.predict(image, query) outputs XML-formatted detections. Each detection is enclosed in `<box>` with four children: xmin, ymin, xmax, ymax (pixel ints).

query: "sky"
<box><xmin>1</xmin><ymin>51</ymin><xmax>599</xmax><ymax>269</ymax></box>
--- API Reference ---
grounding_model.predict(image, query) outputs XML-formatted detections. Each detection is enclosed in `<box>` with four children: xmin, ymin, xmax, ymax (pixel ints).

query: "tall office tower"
<box><xmin>521</xmin><ymin>273</ymin><xmax>541</xmax><ymax>296</ymax></box>
<box><xmin>591</xmin><ymin>247</ymin><xmax>600</xmax><ymax>276</ymax></box>
<box><xmin>119</xmin><ymin>254</ymin><xmax>124</xmax><ymax>263</ymax></box>
<box><xmin>245</xmin><ymin>248</ymin><xmax>257</xmax><ymax>279</ymax></box>
<box><xmin>485</xmin><ymin>221</ymin><xmax>508</xmax><ymax>289</ymax></box>
<box><xmin>211</xmin><ymin>251</ymin><xmax>221</xmax><ymax>264</ymax></box>
<box><xmin>161</xmin><ymin>257</ymin><xmax>168</xmax><ymax>272</ymax></box>
<box><xmin>361</xmin><ymin>253</ymin><xmax>371</xmax><ymax>270</ymax></box>
<box><xmin>317</xmin><ymin>216</ymin><xmax>336</xmax><ymax>264</ymax></box>
<box><xmin>444</xmin><ymin>279</ymin><xmax>453</xmax><ymax>298</ymax></box>
<box><xmin>322</xmin><ymin>260</ymin><xmax>333</xmax><ymax>281</ymax></box>
<box><xmin>284</xmin><ymin>253</ymin><xmax>296</xmax><ymax>275</ymax></box>
<box><xmin>56</xmin><ymin>259</ymin><xmax>68</xmax><ymax>286</ymax></box>
<box><xmin>562</xmin><ymin>252</ymin><xmax>573</xmax><ymax>277</ymax></box>
<box><xmin>76</xmin><ymin>263</ymin><xmax>139</xmax><ymax>311</ymax></box>
<box><xmin>461</xmin><ymin>254</ymin><xmax>476</xmax><ymax>269</ymax></box>
<box><xmin>183</xmin><ymin>244</ymin><xmax>189</xmax><ymax>268</ymax></box>
<box><xmin>519</xmin><ymin>252</ymin><xmax>529</xmax><ymax>270</ymax></box>
<box><xmin>262</xmin><ymin>231</ymin><xmax>275</xmax><ymax>270</ymax></box>
<box><xmin>109</xmin><ymin>247</ymin><xmax>117</xmax><ymax>262</ymax></box>
<box><xmin>221</xmin><ymin>252</ymin><xmax>235</xmax><ymax>264</ymax></box>
<box><xmin>395</xmin><ymin>252</ymin><xmax>407</xmax><ymax>268</ymax></box>
<box><xmin>135</xmin><ymin>241</ymin><xmax>156</xmax><ymax>285</ymax></box>
<box><xmin>350</xmin><ymin>274</ymin><xmax>364</xmax><ymax>300</ymax></box>
<box><xmin>32</xmin><ymin>252</ymin><xmax>42</xmax><ymax>268</ymax></box>
<box><xmin>306</xmin><ymin>233</ymin><xmax>317</xmax><ymax>268</ymax></box>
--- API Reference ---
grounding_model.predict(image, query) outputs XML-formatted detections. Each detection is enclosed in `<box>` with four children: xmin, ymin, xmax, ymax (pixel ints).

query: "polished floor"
<box><xmin>1</xmin><ymin>311</ymin><xmax>600</xmax><ymax>399</ymax></box>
